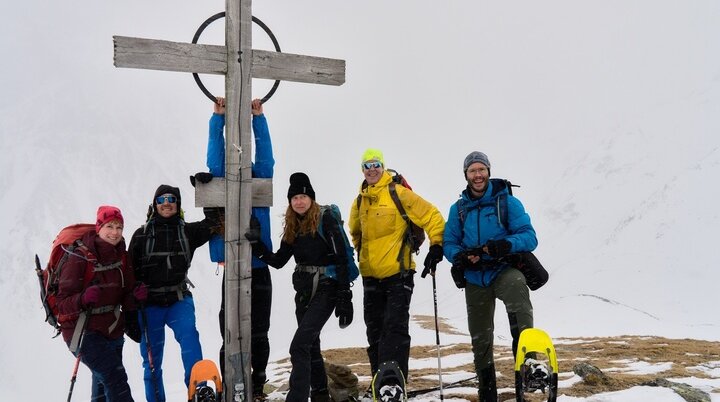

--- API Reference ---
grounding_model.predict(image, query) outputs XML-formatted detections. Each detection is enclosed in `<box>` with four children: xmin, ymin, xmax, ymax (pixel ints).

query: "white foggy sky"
<box><xmin>1</xmin><ymin>1</ymin><xmax>718</xmax><ymax>401</ymax></box>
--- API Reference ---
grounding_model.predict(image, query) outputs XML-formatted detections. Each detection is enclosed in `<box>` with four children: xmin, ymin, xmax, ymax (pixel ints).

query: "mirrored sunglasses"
<box><xmin>156</xmin><ymin>195</ymin><xmax>177</xmax><ymax>204</ymax></box>
<box><xmin>362</xmin><ymin>161</ymin><xmax>383</xmax><ymax>170</ymax></box>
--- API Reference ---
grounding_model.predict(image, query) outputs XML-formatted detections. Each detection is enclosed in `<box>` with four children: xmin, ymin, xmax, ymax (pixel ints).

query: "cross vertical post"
<box><xmin>112</xmin><ymin>3</ymin><xmax>345</xmax><ymax>400</ymax></box>
<box><xmin>223</xmin><ymin>0</ymin><xmax>253</xmax><ymax>401</ymax></box>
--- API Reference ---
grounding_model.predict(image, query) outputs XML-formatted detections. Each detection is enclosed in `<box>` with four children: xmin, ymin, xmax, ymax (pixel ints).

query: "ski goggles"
<box><xmin>156</xmin><ymin>195</ymin><xmax>177</xmax><ymax>204</ymax></box>
<box><xmin>362</xmin><ymin>161</ymin><xmax>383</xmax><ymax>170</ymax></box>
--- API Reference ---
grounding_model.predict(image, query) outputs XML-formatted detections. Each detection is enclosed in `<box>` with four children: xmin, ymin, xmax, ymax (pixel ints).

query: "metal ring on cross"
<box><xmin>192</xmin><ymin>12</ymin><xmax>281</xmax><ymax>104</ymax></box>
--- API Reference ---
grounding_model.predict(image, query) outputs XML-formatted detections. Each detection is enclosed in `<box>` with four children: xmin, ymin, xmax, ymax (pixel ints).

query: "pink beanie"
<box><xmin>96</xmin><ymin>205</ymin><xmax>124</xmax><ymax>233</ymax></box>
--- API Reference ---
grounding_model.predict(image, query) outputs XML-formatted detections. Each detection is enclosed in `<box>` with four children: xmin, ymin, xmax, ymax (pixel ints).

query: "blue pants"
<box><xmin>71</xmin><ymin>331</ymin><xmax>133</xmax><ymax>402</ymax></box>
<box><xmin>138</xmin><ymin>297</ymin><xmax>203</xmax><ymax>402</ymax></box>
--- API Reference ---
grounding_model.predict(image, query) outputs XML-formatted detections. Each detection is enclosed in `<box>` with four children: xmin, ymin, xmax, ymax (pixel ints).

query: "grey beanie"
<box><xmin>463</xmin><ymin>151</ymin><xmax>491</xmax><ymax>175</ymax></box>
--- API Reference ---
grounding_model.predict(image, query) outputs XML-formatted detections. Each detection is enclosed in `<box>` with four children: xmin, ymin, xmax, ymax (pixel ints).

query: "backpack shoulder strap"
<box><xmin>455</xmin><ymin>192</ymin><xmax>510</xmax><ymax>238</ymax></box>
<box><xmin>388</xmin><ymin>182</ymin><xmax>415</xmax><ymax>271</ymax></box>
<box><xmin>388</xmin><ymin>182</ymin><xmax>410</xmax><ymax>223</ymax></box>
<box><xmin>496</xmin><ymin>193</ymin><xmax>509</xmax><ymax>230</ymax></box>
<box><xmin>177</xmin><ymin>219</ymin><xmax>191</xmax><ymax>266</ymax></box>
<box><xmin>143</xmin><ymin>220</ymin><xmax>155</xmax><ymax>260</ymax></box>
<box><xmin>455</xmin><ymin>198</ymin><xmax>468</xmax><ymax>244</ymax></box>
<box><xmin>317</xmin><ymin>205</ymin><xmax>330</xmax><ymax>240</ymax></box>
<box><xmin>64</xmin><ymin>241</ymin><xmax>99</xmax><ymax>289</ymax></box>
<box><xmin>355</xmin><ymin>181</ymin><xmax>370</xmax><ymax>210</ymax></box>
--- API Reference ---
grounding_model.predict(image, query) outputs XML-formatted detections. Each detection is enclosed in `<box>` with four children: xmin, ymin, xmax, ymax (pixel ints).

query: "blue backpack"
<box><xmin>318</xmin><ymin>205</ymin><xmax>360</xmax><ymax>283</ymax></box>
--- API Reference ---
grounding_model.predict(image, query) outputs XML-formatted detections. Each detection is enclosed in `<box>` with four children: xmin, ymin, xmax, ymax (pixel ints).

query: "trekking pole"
<box><xmin>140</xmin><ymin>307</ymin><xmax>162</xmax><ymax>402</ymax></box>
<box><xmin>67</xmin><ymin>354</ymin><xmax>82</xmax><ymax>402</ymax></box>
<box><xmin>431</xmin><ymin>273</ymin><xmax>444</xmax><ymax>400</ymax></box>
<box><xmin>67</xmin><ymin>310</ymin><xmax>90</xmax><ymax>402</ymax></box>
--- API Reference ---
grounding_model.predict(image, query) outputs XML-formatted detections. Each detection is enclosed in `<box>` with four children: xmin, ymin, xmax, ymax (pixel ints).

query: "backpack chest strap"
<box><xmin>92</xmin><ymin>261</ymin><xmax>123</xmax><ymax>272</ymax></box>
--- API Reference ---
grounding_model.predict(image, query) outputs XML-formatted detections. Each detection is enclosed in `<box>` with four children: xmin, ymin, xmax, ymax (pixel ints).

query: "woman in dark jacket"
<box><xmin>245</xmin><ymin>172</ymin><xmax>354</xmax><ymax>402</ymax></box>
<box><xmin>56</xmin><ymin>205</ymin><xmax>147</xmax><ymax>402</ymax></box>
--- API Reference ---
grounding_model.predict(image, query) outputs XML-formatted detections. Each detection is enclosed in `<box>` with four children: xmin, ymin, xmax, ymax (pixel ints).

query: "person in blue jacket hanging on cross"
<box><xmin>191</xmin><ymin>96</ymin><xmax>275</xmax><ymax>400</ymax></box>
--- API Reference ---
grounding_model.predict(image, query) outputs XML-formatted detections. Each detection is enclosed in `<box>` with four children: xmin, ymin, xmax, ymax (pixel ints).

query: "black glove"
<box><xmin>485</xmin><ymin>239</ymin><xmax>512</xmax><ymax>258</ymax></box>
<box><xmin>244</xmin><ymin>216</ymin><xmax>261</xmax><ymax>243</ymax></box>
<box><xmin>335</xmin><ymin>287</ymin><xmax>353</xmax><ymax>329</ymax></box>
<box><xmin>454</xmin><ymin>247</ymin><xmax>486</xmax><ymax>271</ymax></box>
<box><xmin>196</xmin><ymin>172</ymin><xmax>214</xmax><ymax>184</ymax></box>
<box><xmin>450</xmin><ymin>264</ymin><xmax>466</xmax><ymax>288</ymax></box>
<box><xmin>203</xmin><ymin>207</ymin><xmax>225</xmax><ymax>235</ymax></box>
<box><xmin>124</xmin><ymin>310</ymin><xmax>142</xmax><ymax>343</ymax></box>
<box><xmin>421</xmin><ymin>244</ymin><xmax>444</xmax><ymax>278</ymax></box>
<box><xmin>190</xmin><ymin>172</ymin><xmax>214</xmax><ymax>187</ymax></box>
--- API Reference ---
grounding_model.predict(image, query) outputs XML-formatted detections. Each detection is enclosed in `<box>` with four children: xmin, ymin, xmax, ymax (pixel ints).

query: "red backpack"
<box><xmin>34</xmin><ymin>224</ymin><xmax>97</xmax><ymax>336</ymax></box>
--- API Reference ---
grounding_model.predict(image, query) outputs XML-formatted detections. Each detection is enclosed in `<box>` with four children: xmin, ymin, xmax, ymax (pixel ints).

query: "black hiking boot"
<box><xmin>252</xmin><ymin>375</ymin><xmax>268</xmax><ymax>401</ymax></box>
<box><xmin>311</xmin><ymin>389</ymin><xmax>330</xmax><ymax>402</ymax></box>
<box><xmin>477</xmin><ymin>365</ymin><xmax>497</xmax><ymax>402</ymax></box>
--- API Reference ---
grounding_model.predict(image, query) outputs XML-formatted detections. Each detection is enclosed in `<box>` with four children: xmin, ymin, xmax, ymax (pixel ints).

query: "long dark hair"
<box><xmin>282</xmin><ymin>201</ymin><xmax>320</xmax><ymax>244</ymax></box>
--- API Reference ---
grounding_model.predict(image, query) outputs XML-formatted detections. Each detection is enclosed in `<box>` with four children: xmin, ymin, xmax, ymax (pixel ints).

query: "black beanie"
<box><xmin>287</xmin><ymin>172</ymin><xmax>315</xmax><ymax>201</ymax></box>
<box><xmin>153</xmin><ymin>184</ymin><xmax>182</xmax><ymax>212</ymax></box>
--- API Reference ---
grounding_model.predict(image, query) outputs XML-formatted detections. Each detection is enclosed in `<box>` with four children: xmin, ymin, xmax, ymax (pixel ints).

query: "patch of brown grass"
<box><xmin>414</xmin><ymin>315</ymin><xmax>468</xmax><ymax>336</ymax></box>
<box><xmin>321</xmin><ymin>335</ymin><xmax>720</xmax><ymax>399</ymax></box>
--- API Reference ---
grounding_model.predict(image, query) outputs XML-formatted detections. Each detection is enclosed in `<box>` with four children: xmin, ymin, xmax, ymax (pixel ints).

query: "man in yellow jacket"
<box><xmin>349</xmin><ymin>148</ymin><xmax>445</xmax><ymax>398</ymax></box>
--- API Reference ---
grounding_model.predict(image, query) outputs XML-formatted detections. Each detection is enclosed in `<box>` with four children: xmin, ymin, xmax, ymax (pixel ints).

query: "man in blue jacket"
<box><xmin>443</xmin><ymin>151</ymin><xmax>537</xmax><ymax>402</ymax></box>
<box><xmin>193</xmin><ymin>97</ymin><xmax>274</xmax><ymax>400</ymax></box>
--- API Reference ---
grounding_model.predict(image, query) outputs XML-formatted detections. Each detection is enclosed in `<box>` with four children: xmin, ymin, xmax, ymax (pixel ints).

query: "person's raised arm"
<box><xmin>251</xmin><ymin>98</ymin><xmax>274</xmax><ymax>179</ymax></box>
<box><xmin>206</xmin><ymin>97</ymin><xmax>226</xmax><ymax>177</ymax></box>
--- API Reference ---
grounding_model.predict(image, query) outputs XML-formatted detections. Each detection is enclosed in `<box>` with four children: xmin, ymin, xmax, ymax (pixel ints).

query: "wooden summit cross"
<box><xmin>113</xmin><ymin>1</ymin><xmax>345</xmax><ymax>400</ymax></box>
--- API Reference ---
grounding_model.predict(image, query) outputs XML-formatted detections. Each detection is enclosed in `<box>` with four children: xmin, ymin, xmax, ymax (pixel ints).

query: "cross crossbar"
<box><xmin>114</xmin><ymin>36</ymin><xmax>345</xmax><ymax>85</ymax></box>
<box><xmin>194</xmin><ymin>178</ymin><xmax>272</xmax><ymax>208</ymax></box>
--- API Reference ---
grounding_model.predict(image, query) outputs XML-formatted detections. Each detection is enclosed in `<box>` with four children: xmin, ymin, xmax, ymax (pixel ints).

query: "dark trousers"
<box><xmin>285</xmin><ymin>272</ymin><xmax>338</xmax><ymax>402</ymax></box>
<box><xmin>362</xmin><ymin>272</ymin><xmax>414</xmax><ymax>379</ymax></box>
<box><xmin>466</xmin><ymin>267</ymin><xmax>533</xmax><ymax>393</ymax></box>
<box><xmin>72</xmin><ymin>331</ymin><xmax>133</xmax><ymax>402</ymax></box>
<box><xmin>219</xmin><ymin>266</ymin><xmax>272</xmax><ymax>394</ymax></box>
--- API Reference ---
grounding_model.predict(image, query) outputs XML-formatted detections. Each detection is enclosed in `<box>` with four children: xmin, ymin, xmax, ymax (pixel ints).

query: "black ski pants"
<box><xmin>219</xmin><ymin>266</ymin><xmax>272</xmax><ymax>394</ymax></box>
<box><xmin>362</xmin><ymin>271</ymin><xmax>414</xmax><ymax>380</ymax></box>
<box><xmin>285</xmin><ymin>272</ymin><xmax>338</xmax><ymax>402</ymax></box>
